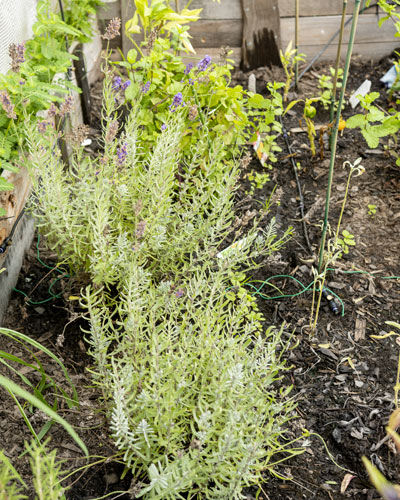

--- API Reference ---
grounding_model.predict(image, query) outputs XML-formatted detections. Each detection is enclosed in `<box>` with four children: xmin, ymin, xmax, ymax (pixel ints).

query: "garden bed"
<box><xmin>1</xmin><ymin>52</ymin><xmax>400</xmax><ymax>500</ymax></box>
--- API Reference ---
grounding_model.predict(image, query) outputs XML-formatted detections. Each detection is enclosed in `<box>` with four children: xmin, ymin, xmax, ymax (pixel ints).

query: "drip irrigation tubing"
<box><xmin>0</xmin><ymin>208</ymin><xmax>26</xmax><ymax>254</ymax></box>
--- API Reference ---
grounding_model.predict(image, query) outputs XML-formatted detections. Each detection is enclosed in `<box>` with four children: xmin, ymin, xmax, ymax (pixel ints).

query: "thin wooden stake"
<box><xmin>295</xmin><ymin>0</ymin><xmax>299</xmax><ymax>90</ymax></box>
<box><xmin>330</xmin><ymin>0</ymin><xmax>348</xmax><ymax>124</ymax></box>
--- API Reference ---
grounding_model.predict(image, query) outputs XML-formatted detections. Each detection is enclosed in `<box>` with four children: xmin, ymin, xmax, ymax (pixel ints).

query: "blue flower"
<box><xmin>188</xmin><ymin>78</ymin><xmax>194</xmax><ymax>85</ymax></box>
<box><xmin>141</xmin><ymin>81</ymin><xmax>150</xmax><ymax>93</ymax></box>
<box><xmin>121</xmin><ymin>80</ymin><xmax>131</xmax><ymax>91</ymax></box>
<box><xmin>197</xmin><ymin>55</ymin><xmax>211</xmax><ymax>72</ymax></box>
<box><xmin>161</xmin><ymin>123</ymin><xmax>167</xmax><ymax>131</ymax></box>
<box><xmin>112</xmin><ymin>76</ymin><xmax>122</xmax><ymax>90</ymax></box>
<box><xmin>184</xmin><ymin>62</ymin><xmax>193</xmax><ymax>75</ymax></box>
<box><xmin>169</xmin><ymin>92</ymin><xmax>184</xmax><ymax>112</ymax></box>
<box><xmin>116</xmin><ymin>142</ymin><xmax>128</xmax><ymax>164</ymax></box>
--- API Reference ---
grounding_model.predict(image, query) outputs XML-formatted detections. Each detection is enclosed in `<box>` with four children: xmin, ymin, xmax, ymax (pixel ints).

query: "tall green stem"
<box><xmin>318</xmin><ymin>0</ymin><xmax>361</xmax><ymax>272</ymax></box>
<box><xmin>330</xmin><ymin>0</ymin><xmax>348</xmax><ymax>124</ymax></box>
<box><xmin>295</xmin><ymin>0</ymin><xmax>299</xmax><ymax>90</ymax></box>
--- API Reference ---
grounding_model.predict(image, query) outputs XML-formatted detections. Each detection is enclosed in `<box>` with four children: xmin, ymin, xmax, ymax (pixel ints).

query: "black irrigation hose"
<box><xmin>0</xmin><ymin>208</ymin><xmax>25</xmax><ymax>254</ymax></box>
<box><xmin>281</xmin><ymin>0</ymin><xmax>381</xmax><ymax>254</ymax></box>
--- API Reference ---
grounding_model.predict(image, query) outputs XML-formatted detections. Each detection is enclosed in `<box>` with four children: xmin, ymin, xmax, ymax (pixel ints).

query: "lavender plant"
<box><xmin>24</xmin><ymin>61</ymin><xmax>300</xmax><ymax>497</ymax></box>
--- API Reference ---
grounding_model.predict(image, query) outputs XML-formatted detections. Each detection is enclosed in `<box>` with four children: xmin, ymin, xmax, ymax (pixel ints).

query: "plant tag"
<box><xmin>349</xmin><ymin>79</ymin><xmax>371</xmax><ymax>109</ymax></box>
<box><xmin>217</xmin><ymin>236</ymin><xmax>251</xmax><ymax>259</ymax></box>
<box><xmin>252</xmin><ymin>132</ymin><xmax>268</xmax><ymax>166</ymax></box>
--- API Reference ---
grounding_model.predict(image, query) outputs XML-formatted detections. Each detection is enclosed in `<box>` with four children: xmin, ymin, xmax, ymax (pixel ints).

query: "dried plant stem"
<box><xmin>295</xmin><ymin>0</ymin><xmax>300</xmax><ymax>90</ymax></box>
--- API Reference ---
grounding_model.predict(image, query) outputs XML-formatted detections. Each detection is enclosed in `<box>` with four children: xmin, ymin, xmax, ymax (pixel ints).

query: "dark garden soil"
<box><xmin>1</xmin><ymin>54</ymin><xmax>400</xmax><ymax>499</ymax></box>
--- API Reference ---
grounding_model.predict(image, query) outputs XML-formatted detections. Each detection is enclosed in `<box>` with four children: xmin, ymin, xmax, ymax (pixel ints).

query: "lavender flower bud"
<box><xmin>184</xmin><ymin>62</ymin><xmax>193</xmax><ymax>75</ymax></box>
<box><xmin>0</xmin><ymin>91</ymin><xmax>17</xmax><ymax>119</ymax></box>
<box><xmin>102</xmin><ymin>18</ymin><xmax>121</xmax><ymax>40</ymax></box>
<box><xmin>105</xmin><ymin>119</ymin><xmax>119</xmax><ymax>144</ymax></box>
<box><xmin>9</xmin><ymin>42</ymin><xmax>26</xmax><ymax>72</ymax></box>
<box><xmin>112</xmin><ymin>76</ymin><xmax>122</xmax><ymax>90</ymax></box>
<box><xmin>141</xmin><ymin>81</ymin><xmax>150</xmax><ymax>94</ymax></box>
<box><xmin>59</xmin><ymin>95</ymin><xmax>73</xmax><ymax>116</ymax></box>
<box><xmin>197</xmin><ymin>55</ymin><xmax>211</xmax><ymax>72</ymax></box>
<box><xmin>169</xmin><ymin>92</ymin><xmax>183</xmax><ymax>112</ymax></box>
<box><xmin>116</xmin><ymin>142</ymin><xmax>128</xmax><ymax>165</ymax></box>
<box><xmin>121</xmin><ymin>80</ymin><xmax>131</xmax><ymax>91</ymax></box>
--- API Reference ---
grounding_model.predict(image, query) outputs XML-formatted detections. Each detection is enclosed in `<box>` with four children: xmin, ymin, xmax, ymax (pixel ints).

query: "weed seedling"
<box><xmin>368</xmin><ymin>204</ymin><xmax>377</xmax><ymax>216</ymax></box>
<box><xmin>280</xmin><ymin>41</ymin><xmax>305</xmax><ymax>102</ymax></box>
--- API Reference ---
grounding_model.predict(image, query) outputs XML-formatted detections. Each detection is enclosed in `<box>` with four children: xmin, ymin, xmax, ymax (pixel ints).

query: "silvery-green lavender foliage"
<box><xmin>25</xmin><ymin>68</ymin><xmax>298</xmax><ymax>498</ymax></box>
<box><xmin>0</xmin><ymin>441</ymin><xmax>66</xmax><ymax>499</ymax></box>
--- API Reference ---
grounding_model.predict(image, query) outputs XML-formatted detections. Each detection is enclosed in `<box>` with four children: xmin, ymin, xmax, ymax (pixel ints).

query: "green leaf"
<box><xmin>0</xmin><ymin>374</ymin><xmax>88</xmax><ymax>457</ymax></box>
<box><xmin>0</xmin><ymin>208</ymin><xmax>6</xmax><ymax>217</ymax></box>
<box><xmin>0</xmin><ymin>161</ymin><xmax>19</xmax><ymax>173</ymax></box>
<box><xmin>127</xmin><ymin>48</ymin><xmax>138</xmax><ymax>64</ymax></box>
<box><xmin>346</xmin><ymin>114</ymin><xmax>365</xmax><ymax>129</ymax></box>
<box><xmin>361</xmin><ymin>128</ymin><xmax>380</xmax><ymax>149</ymax></box>
<box><xmin>0</xmin><ymin>176</ymin><xmax>14</xmax><ymax>191</ymax></box>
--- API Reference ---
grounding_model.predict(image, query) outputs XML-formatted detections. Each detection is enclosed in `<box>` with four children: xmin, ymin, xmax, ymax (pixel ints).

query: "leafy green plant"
<box><xmin>363</xmin><ymin>321</ymin><xmax>400</xmax><ymax>500</ymax></box>
<box><xmin>318</xmin><ymin>67</ymin><xmax>343</xmax><ymax>110</ymax></box>
<box><xmin>0</xmin><ymin>440</ymin><xmax>67</xmax><ymax>499</ymax></box>
<box><xmin>336</xmin><ymin>229</ymin><xmax>356</xmax><ymax>254</ymax></box>
<box><xmin>285</xmin><ymin>97</ymin><xmax>320</xmax><ymax>156</ymax></box>
<box><xmin>23</xmin><ymin>60</ymin><xmax>301</xmax><ymax>498</ymax></box>
<box><xmin>280</xmin><ymin>41</ymin><xmax>305</xmax><ymax>102</ymax></box>
<box><xmin>346</xmin><ymin>92</ymin><xmax>400</xmax><ymax>150</ymax></box>
<box><xmin>368</xmin><ymin>203</ymin><xmax>377</xmax><ymax>216</ymax></box>
<box><xmin>0</xmin><ymin>327</ymin><xmax>87</xmax><ymax>455</ymax></box>
<box><xmin>118</xmin><ymin>0</ymin><xmax>283</xmax><ymax>165</ymax></box>
<box><xmin>62</xmin><ymin>0</ymin><xmax>104</xmax><ymax>43</ymax></box>
<box><xmin>311</xmin><ymin>157</ymin><xmax>365</xmax><ymax>332</ymax></box>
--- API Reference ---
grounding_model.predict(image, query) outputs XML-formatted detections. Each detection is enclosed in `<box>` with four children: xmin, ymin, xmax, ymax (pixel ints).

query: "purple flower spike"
<box><xmin>197</xmin><ymin>55</ymin><xmax>211</xmax><ymax>72</ymax></box>
<box><xmin>161</xmin><ymin>123</ymin><xmax>167</xmax><ymax>131</ymax></box>
<box><xmin>175</xmin><ymin>288</ymin><xmax>185</xmax><ymax>298</ymax></box>
<box><xmin>121</xmin><ymin>80</ymin><xmax>131</xmax><ymax>91</ymax></box>
<box><xmin>141</xmin><ymin>81</ymin><xmax>150</xmax><ymax>94</ymax></box>
<box><xmin>112</xmin><ymin>76</ymin><xmax>122</xmax><ymax>90</ymax></box>
<box><xmin>169</xmin><ymin>92</ymin><xmax>183</xmax><ymax>112</ymax></box>
<box><xmin>117</xmin><ymin>142</ymin><xmax>128</xmax><ymax>165</ymax></box>
<box><xmin>188</xmin><ymin>78</ymin><xmax>194</xmax><ymax>85</ymax></box>
<box><xmin>184</xmin><ymin>62</ymin><xmax>193</xmax><ymax>75</ymax></box>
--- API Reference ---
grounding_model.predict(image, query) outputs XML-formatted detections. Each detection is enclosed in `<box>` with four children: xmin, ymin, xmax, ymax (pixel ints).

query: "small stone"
<box><xmin>355</xmin><ymin>380</ymin><xmax>364</xmax><ymax>388</ymax></box>
<box><xmin>105</xmin><ymin>472</ymin><xmax>119</xmax><ymax>485</ymax></box>
<box><xmin>34</xmin><ymin>307</ymin><xmax>45</xmax><ymax>314</ymax></box>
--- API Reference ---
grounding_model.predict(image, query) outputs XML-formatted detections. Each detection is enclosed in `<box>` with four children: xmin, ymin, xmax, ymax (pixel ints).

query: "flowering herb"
<box><xmin>197</xmin><ymin>55</ymin><xmax>211</xmax><ymax>72</ymax></box>
<box><xmin>59</xmin><ymin>95</ymin><xmax>73</xmax><ymax>117</ymax></box>
<box><xmin>102</xmin><ymin>17</ymin><xmax>121</xmax><ymax>41</ymax></box>
<box><xmin>121</xmin><ymin>80</ymin><xmax>131</xmax><ymax>91</ymax></box>
<box><xmin>112</xmin><ymin>76</ymin><xmax>122</xmax><ymax>90</ymax></box>
<box><xmin>116</xmin><ymin>142</ymin><xmax>128</xmax><ymax>164</ymax></box>
<box><xmin>141</xmin><ymin>81</ymin><xmax>150</xmax><ymax>94</ymax></box>
<box><xmin>9</xmin><ymin>42</ymin><xmax>26</xmax><ymax>73</ymax></box>
<box><xmin>105</xmin><ymin>120</ymin><xmax>119</xmax><ymax>144</ymax></box>
<box><xmin>161</xmin><ymin>123</ymin><xmax>167</xmax><ymax>131</ymax></box>
<box><xmin>184</xmin><ymin>62</ymin><xmax>193</xmax><ymax>75</ymax></box>
<box><xmin>175</xmin><ymin>288</ymin><xmax>185</xmax><ymax>298</ymax></box>
<box><xmin>0</xmin><ymin>91</ymin><xmax>17</xmax><ymax>119</ymax></box>
<box><xmin>169</xmin><ymin>92</ymin><xmax>184</xmax><ymax>112</ymax></box>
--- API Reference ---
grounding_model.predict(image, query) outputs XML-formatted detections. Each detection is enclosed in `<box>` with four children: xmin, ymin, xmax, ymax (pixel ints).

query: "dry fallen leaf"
<box><xmin>355</xmin><ymin>317</ymin><xmax>366</xmax><ymax>341</ymax></box>
<box><xmin>341</xmin><ymin>473</ymin><xmax>356</xmax><ymax>494</ymax></box>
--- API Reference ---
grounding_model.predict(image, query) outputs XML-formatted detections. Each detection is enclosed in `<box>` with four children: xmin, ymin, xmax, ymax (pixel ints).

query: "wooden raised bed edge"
<box><xmin>0</xmin><ymin>17</ymin><xmax>103</xmax><ymax>325</ymax></box>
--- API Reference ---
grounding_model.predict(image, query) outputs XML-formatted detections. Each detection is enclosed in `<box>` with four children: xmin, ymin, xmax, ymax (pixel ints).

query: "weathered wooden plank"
<box><xmin>290</xmin><ymin>41</ymin><xmax>399</xmax><ymax>61</ymax></box>
<box><xmin>279</xmin><ymin>0</ymin><xmax>382</xmax><ymax>18</ymax></box>
<box><xmin>190</xmin><ymin>19</ymin><xmax>242</xmax><ymax>48</ymax></box>
<box><xmin>182</xmin><ymin>47</ymin><xmax>242</xmax><ymax>66</ymax></box>
<box><xmin>281</xmin><ymin>13</ymin><xmax>397</xmax><ymax>48</ymax></box>
<box><xmin>242</xmin><ymin>0</ymin><xmax>281</xmax><ymax>69</ymax></box>
<box><xmin>190</xmin><ymin>0</ymin><xmax>242</xmax><ymax>19</ymax></box>
<box><xmin>0</xmin><ymin>168</ymin><xmax>31</xmax><ymax>251</ymax></box>
<box><xmin>97</xmin><ymin>0</ymin><xmax>121</xmax><ymax>20</ymax></box>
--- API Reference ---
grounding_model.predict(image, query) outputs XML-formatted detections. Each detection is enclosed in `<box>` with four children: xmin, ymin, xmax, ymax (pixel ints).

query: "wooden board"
<box><xmin>295</xmin><ymin>41</ymin><xmax>399</xmax><ymax>61</ymax></box>
<box><xmin>242</xmin><ymin>0</ymin><xmax>281</xmax><ymax>70</ymax></box>
<box><xmin>190</xmin><ymin>0</ymin><xmax>242</xmax><ymax>19</ymax></box>
<box><xmin>190</xmin><ymin>19</ymin><xmax>242</xmax><ymax>48</ymax></box>
<box><xmin>279</xmin><ymin>0</ymin><xmax>382</xmax><ymax>18</ymax></box>
<box><xmin>281</xmin><ymin>13</ymin><xmax>398</xmax><ymax>48</ymax></box>
<box><xmin>0</xmin><ymin>167</ymin><xmax>31</xmax><ymax>257</ymax></box>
